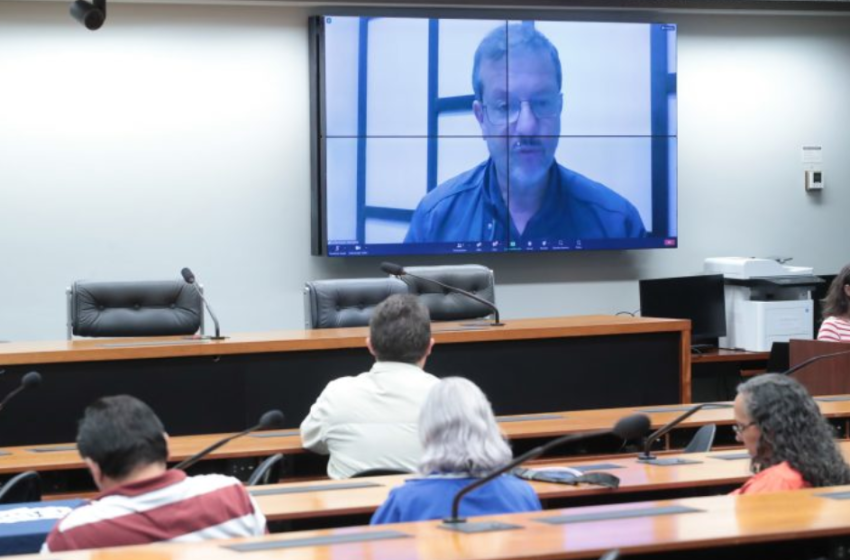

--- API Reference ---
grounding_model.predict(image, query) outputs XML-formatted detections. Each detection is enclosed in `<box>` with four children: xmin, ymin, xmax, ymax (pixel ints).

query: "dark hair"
<box><xmin>369</xmin><ymin>294</ymin><xmax>431</xmax><ymax>364</ymax></box>
<box><xmin>738</xmin><ymin>374</ymin><xmax>850</xmax><ymax>487</ymax></box>
<box><xmin>77</xmin><ymin>395</ymin><xmax>168</xmax><ymax>479</ymax></box>
<box><xmin>472</xmin><ymin>22</ymin><xmax>562</xmax><ymax>101</ymax></box>
<box><xmin>822</xmin><ymin>264</ymin><xmax>850</xmax><ymax>319</ymax></box>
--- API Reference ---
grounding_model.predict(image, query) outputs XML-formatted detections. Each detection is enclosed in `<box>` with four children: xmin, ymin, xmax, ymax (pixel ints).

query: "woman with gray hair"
<box><xmin>731</xmin><ymin>373</ymin><xmax>850</xmax><ymax>495</ymax></box>
<box><xmin>371</xmin><ymin>377</ymin><xmax>541</xmax><ymax>524</ymax></box>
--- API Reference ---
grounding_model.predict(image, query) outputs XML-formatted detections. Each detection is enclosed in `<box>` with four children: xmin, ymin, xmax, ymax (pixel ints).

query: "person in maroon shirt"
<box><xmin>43</xmin><ymin>396</ymin><xmax>266</xmax><ymax>552</ymax></box>
<box><xmin>731</xmin><ymin>374</ymin><xmax>850</xmax><ymax>495</ymax></box>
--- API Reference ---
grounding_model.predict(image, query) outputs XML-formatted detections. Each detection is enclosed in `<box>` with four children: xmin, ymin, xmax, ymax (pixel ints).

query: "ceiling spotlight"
<box><xmin>70</xmin><ymin>0</ymin><xmax>106</xmax><ymax>31</ymax></box>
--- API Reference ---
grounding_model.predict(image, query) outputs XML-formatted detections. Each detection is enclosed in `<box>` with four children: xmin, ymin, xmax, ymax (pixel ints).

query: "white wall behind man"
<box><xmin>0</xmin><ymin>1</ymin><xmax>848</xmax><ymax>341</ymax></box>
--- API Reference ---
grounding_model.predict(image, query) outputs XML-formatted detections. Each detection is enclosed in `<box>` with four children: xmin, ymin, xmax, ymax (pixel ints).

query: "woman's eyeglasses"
<box><xmin>732</xmin><ymin>421</ymin><xmax>756</xmax><ymax>435</ymax></box>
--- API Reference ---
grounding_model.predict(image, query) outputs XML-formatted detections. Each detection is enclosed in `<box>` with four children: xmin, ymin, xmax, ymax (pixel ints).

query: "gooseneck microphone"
<box><xmin>637</xmin><ymin>403</ymin><xmax>705</xmax><ymax>462</ymax></box>
<box><xmin>782</xmin><ymin>348</ymin><xmax>850</xmax><ymax>377</ymax></box>
<box><xmin>180</xmin><ymin>267</ymin><xmax>226</xmax><ymax>340</ymax></box>
<box><xmin>173</xmin><ymin>409</ymin><xmax>285</xmax><ymax>471</ymax></box>
<box><xmin>442</xmin><ymin>413</ymin><xmax>650</xmax><ymax>528</ymax></box>
<box><xmin>380</xmin><ymin>262</ymin><xmax>504</xmax><ymax>327</ymax></box>
<box><xmin>0</xmin><ymin>371</ymin><xmax>42</xmax><ymax>413</ymax></box>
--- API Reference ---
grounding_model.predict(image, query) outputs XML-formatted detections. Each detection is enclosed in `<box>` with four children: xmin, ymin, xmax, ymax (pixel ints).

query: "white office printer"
<box><xmin>704</xmin><ymin>257</ymin><xmax>824</xmax><ymax>351</ymax></box>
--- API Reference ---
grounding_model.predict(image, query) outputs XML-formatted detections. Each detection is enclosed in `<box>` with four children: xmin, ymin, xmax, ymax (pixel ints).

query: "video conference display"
<box><xmin>311</xmin><ymin>16</ymin><xmax>678</xmax><ymax>257</ymax></box>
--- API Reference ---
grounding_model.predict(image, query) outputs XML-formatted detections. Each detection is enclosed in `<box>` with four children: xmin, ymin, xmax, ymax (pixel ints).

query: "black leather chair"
<box><xmin>66</xmin><ymin>280</ymin><xmax>203</xmax><ymax>339</ymax></box>
<box><xmin>303</xmin><ymin>278</ymin><xmax>408</xmax><ymax>329</ymax></box>
<box><xmin>401</xmin><ymin>265</ymin><xmax>496</xmax><ymax>321</ymax></box>
<box><xmin>767</xmin><ymin>341</ymin><xmax>790</xmax><ymax>373</ymax></box>
<box><xmin>0</xmin><ymin>471</ymin><xmax>42</xmax><ymax>504</ymax></box>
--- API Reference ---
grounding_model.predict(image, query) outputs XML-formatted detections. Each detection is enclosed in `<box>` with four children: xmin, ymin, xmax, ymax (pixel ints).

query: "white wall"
<box><xmin>1</xmin><ymin>1</ymin><xmax>848</xmax><ymax>341</ymax></box>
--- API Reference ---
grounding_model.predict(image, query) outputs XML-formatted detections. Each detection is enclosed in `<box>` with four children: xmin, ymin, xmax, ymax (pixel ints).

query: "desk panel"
<box><xmin>0</xmin><ymin>316</ymin><xmax>688</xmax><ymax>447</ymax></box>
<box><xmin>5</xmin><ymin>398</ymin><xmax>850</xmax><ymax>479</ymax></box>
<box><xmin>8</xmin><ymin>488</ymin><xmax>850</xmax><ymax>560</ymax></box>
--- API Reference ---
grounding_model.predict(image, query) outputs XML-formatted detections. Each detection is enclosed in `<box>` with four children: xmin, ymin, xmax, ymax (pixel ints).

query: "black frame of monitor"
<box><xmin>309</xmin><ymin>15</ymin><xmax>679</xmax><ymax>257</ymax></box>
<box><xmin>638</xmin><ymin>274</ymin><xmax>727</xmax><ymax>345</ymax></box>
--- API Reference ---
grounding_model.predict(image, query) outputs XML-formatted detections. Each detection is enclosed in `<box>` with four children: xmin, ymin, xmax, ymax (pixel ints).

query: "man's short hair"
<box><xmin>76</xmin><ymin>395</ymin><xmax>168</xmax><ymax>479</ymax></box>
<box><xmin>472</xmin><ymin>23</ymin><xmax>562</xmax><ymax>101</ymax></box>
<box><xmin>369</xmin><ymin>294</ymin><xmax>431</xmax><ymax>364</ymax></box>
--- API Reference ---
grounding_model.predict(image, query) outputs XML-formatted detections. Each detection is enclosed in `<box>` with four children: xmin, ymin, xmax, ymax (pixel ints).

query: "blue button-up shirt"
<box><xmin>404</xmin><ymin>160</ymin><xmax>646</xmax><ymax>244</ymax></box>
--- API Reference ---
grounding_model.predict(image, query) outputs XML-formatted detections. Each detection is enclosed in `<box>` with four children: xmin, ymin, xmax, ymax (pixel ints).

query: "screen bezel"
<box><xmin>639</xmin><ymin>274</ymin><xmax>728</xmax><ymax>342</ymax></box>
<box><xmin>310</xmin><ymin>15</ymin><xmax>678</xmax><ymax>257</ymax></box>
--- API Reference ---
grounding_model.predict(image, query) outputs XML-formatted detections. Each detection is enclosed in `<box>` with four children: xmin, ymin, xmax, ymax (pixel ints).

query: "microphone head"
<box><xmin>613</xmin><ymin>413</ymin><xmax>651</xmax><ymax>440</ymax></box>
<box><xmin>258</xmin><ymin>409</ymin><xmax>285</xmax><ymax>430</ymax></box>
<box><xmin>180</xmin><ymin>268</ymin><xmax>196</xmax><ymax>284</ymax></box>
<box><xmin>380</xmin><ymin>262</ymin><xmax>405</xmax><ymax>276</ymax></box>
<box><xmin>22</xmin><ymin>371</ymin><xmax>42</xmax><ymax>389</ymax></box>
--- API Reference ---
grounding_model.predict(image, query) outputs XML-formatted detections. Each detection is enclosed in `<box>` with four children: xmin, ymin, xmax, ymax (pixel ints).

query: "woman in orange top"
<box><xmin>731</xmin><ymin>374</ymin><xmax>850</xmax><ymax>495</ymax></box>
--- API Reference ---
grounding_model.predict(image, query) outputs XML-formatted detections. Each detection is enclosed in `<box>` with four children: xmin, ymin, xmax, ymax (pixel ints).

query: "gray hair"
<box><xmin>418</xmin><ymin>377</ymin><xmax>512</xmax><ymax>477</ymax></box>
<box><xmin>738</xmin><ymin>373</ymin><xmax>850</xmax><ymax>487</ymax></box>
<box><xmin>472</xmin><ymin>22</ymin><xmax>562</xmax><ymax>101</ymax></box>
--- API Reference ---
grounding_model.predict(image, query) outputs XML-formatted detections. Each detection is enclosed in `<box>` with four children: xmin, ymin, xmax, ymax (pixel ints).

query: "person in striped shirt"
<box><xmin>42</xmin><ymin>395</ymin><xmax>266</xmax><ymax>552</ymax></box>
<box><xmin>818</xmin><ymin>264</ymin><xmax>850</xmax><ymax>342</ymax></box>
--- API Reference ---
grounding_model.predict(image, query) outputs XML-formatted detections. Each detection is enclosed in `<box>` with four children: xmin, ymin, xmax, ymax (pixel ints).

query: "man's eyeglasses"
<box><xmin>482</xmin><ymin>95</ymin><xmax>562</xmax><ymax>125</ymax></box>
<box><xmin>732</xmin><ymin>421</ymin><xmax>757</xmax><ymax>435</ymax></box>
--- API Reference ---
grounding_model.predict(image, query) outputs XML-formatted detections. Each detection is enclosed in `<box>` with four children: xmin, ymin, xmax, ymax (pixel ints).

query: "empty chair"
<box><xmin>350</xmin><ymin>467</ymin><xmax>411</xmax><ymax>479</ymax></box>
<box><xmin>0</xmin><ymin>471</ymin><xmax>42</xmax><ymax>504</ymax></box>
<box><xmin>246</xmin><ymin>454</ymin><xmax>284</xmax><ymax>486</ymax></box>
<box><xmin>400</xmin><ymin>265</ymin><xmax>496</xmax><ymax>321</ymax></box>
<box><xmin>303</xmin><ymin>278</ymin><xmax>408</xmax><ymax>329</ymax></box>
<box><xmin>67</xmin><ymin>280</ymin><xmax>203</xmax><ymax>339</ymax></box>
<box><xmin>683</xmin><ymin>424</ymin><xmax>716</xmax><ymax>454</ymax></box>
<box><xmin>766</xmin><ymin>341</ymin><xmax>790</xmax><ymax>373</ymax></box>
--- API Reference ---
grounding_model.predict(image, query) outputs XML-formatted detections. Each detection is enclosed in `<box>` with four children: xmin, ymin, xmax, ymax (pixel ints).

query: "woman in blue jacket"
<box><xmin>371</xmin><ymin>377</ymin><xmax>541</xmax><ymax>524</ymax></box>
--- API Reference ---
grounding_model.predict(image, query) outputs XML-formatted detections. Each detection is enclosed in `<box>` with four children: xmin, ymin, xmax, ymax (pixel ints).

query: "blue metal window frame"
<box><xmin>358</xmin><ymin>19</ymin><xmax>477</xmax><ymax>240</ymax></box>
<box><xmin>650</xmin><ymin>24</ymin><xmax>676</xmax><ymax>237</ymax></box>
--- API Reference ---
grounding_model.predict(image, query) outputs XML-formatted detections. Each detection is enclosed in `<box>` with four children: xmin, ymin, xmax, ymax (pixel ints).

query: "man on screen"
<box><xmin>404</xmin><ymin>23</ymin><xmax>646</xmax><ymax>245</ymax></box>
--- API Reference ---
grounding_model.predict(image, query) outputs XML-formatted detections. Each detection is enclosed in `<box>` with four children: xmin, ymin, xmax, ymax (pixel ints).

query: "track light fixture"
<box><xmin>70</xmin><ymin>0</ymin><xmax>106</xmax><ymax>31</ymax></box>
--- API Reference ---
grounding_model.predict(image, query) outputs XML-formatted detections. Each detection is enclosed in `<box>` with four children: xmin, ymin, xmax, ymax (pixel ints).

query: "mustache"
<box><xmin>511</xmin><ymin>137</ymin><xmax>545</xmax><ymax>149</ymax></box>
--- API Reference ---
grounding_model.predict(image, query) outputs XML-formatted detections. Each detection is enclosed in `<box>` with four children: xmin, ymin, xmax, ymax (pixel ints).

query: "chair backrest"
<box><xmin>683</xmin><ymin>423</ymin><xmax>717</xmax><ymax>454</ymax></box>
<box><xmin>401</xmin><ymin>265</ymin><xmax>496</xmax><ymax>321</ymax></box>
<box><xmin>303</xmin><ymin>278</ymin><xmax>408</xmax><ymax>329</ymax></box>
<box><xmin>767</xmin><ymin>341</ymin><xmax>791</xmax><ymax>373</ymax></box>
<box><xmin>350</xmin><ymin>467</ymin><xmax>411</xmax><ymax>478</ymax></box>
<box><xmin>246</xmin><ymin>454</ymin><xmax>284</xmax><ymax>486</ymax></box>
<box><xmin>0</xmin><ymin>471</ymin><xmax>41</xmax><ymax>504</ymax></box>
<box><xmin>67</xmin><ymin>280</ymin><xmax>203</xmax><ymax>339</ymax></box>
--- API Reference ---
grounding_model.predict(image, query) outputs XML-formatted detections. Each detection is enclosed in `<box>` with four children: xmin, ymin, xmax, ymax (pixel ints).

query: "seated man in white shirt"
<box><xmin>300</xmin><ymin>294</ymin><xmax>440</xmax><ymax>479</ymax></box>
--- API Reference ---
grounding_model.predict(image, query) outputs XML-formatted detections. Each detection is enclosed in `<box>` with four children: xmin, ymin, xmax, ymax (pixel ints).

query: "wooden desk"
<box><xmin>0</xmin><ymin>431</ymin><xmax>305</xmax><ymax>476</ymax></box>
<box><xmin>791</xmin><ymin>339</ymin><xmax>850</xmax><ymax>395</ymax></box>
<box><xmin>9</xmin><ymin>487</ymin><xmax>850</xmax><ymax>560</ymax></box>
<box><xmin>690</xmin><ymin>349</ymin><xmax>770</xmax><ymax>402</ymax></box>
<box><xmin>0</xmin><ymin>316</ymin><xmax>689</xmax><ymax>447</ymax></box>
<box><xmin>0</xmin><ymin>400</ymin><xmax>737</xmax><ymax>477</ymax></box>
<box><xmin>253</xmin><ymin>440</ymin><xmax>850</xmax><ymax>523</ymax></box>
<box><xmin>250</xmin><ymin>448</ymin><xmax>751</xmax><ymax>523</ymax></box>
<box><xmin>6</xmin><ymin>397</ymin><xmax>850</xmax><ymax>479</ymax></box>
<box><xmin>691</xmin><ymin>348</ymin><xmax>770</xmax><ymax>367</ymax></box>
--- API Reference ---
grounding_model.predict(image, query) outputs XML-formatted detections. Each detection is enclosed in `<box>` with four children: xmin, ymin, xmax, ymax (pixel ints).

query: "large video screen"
<box><xmin>310</xmin><ymin>16</ymin><xmax>677</xmax><ymax>257</ymax></box>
